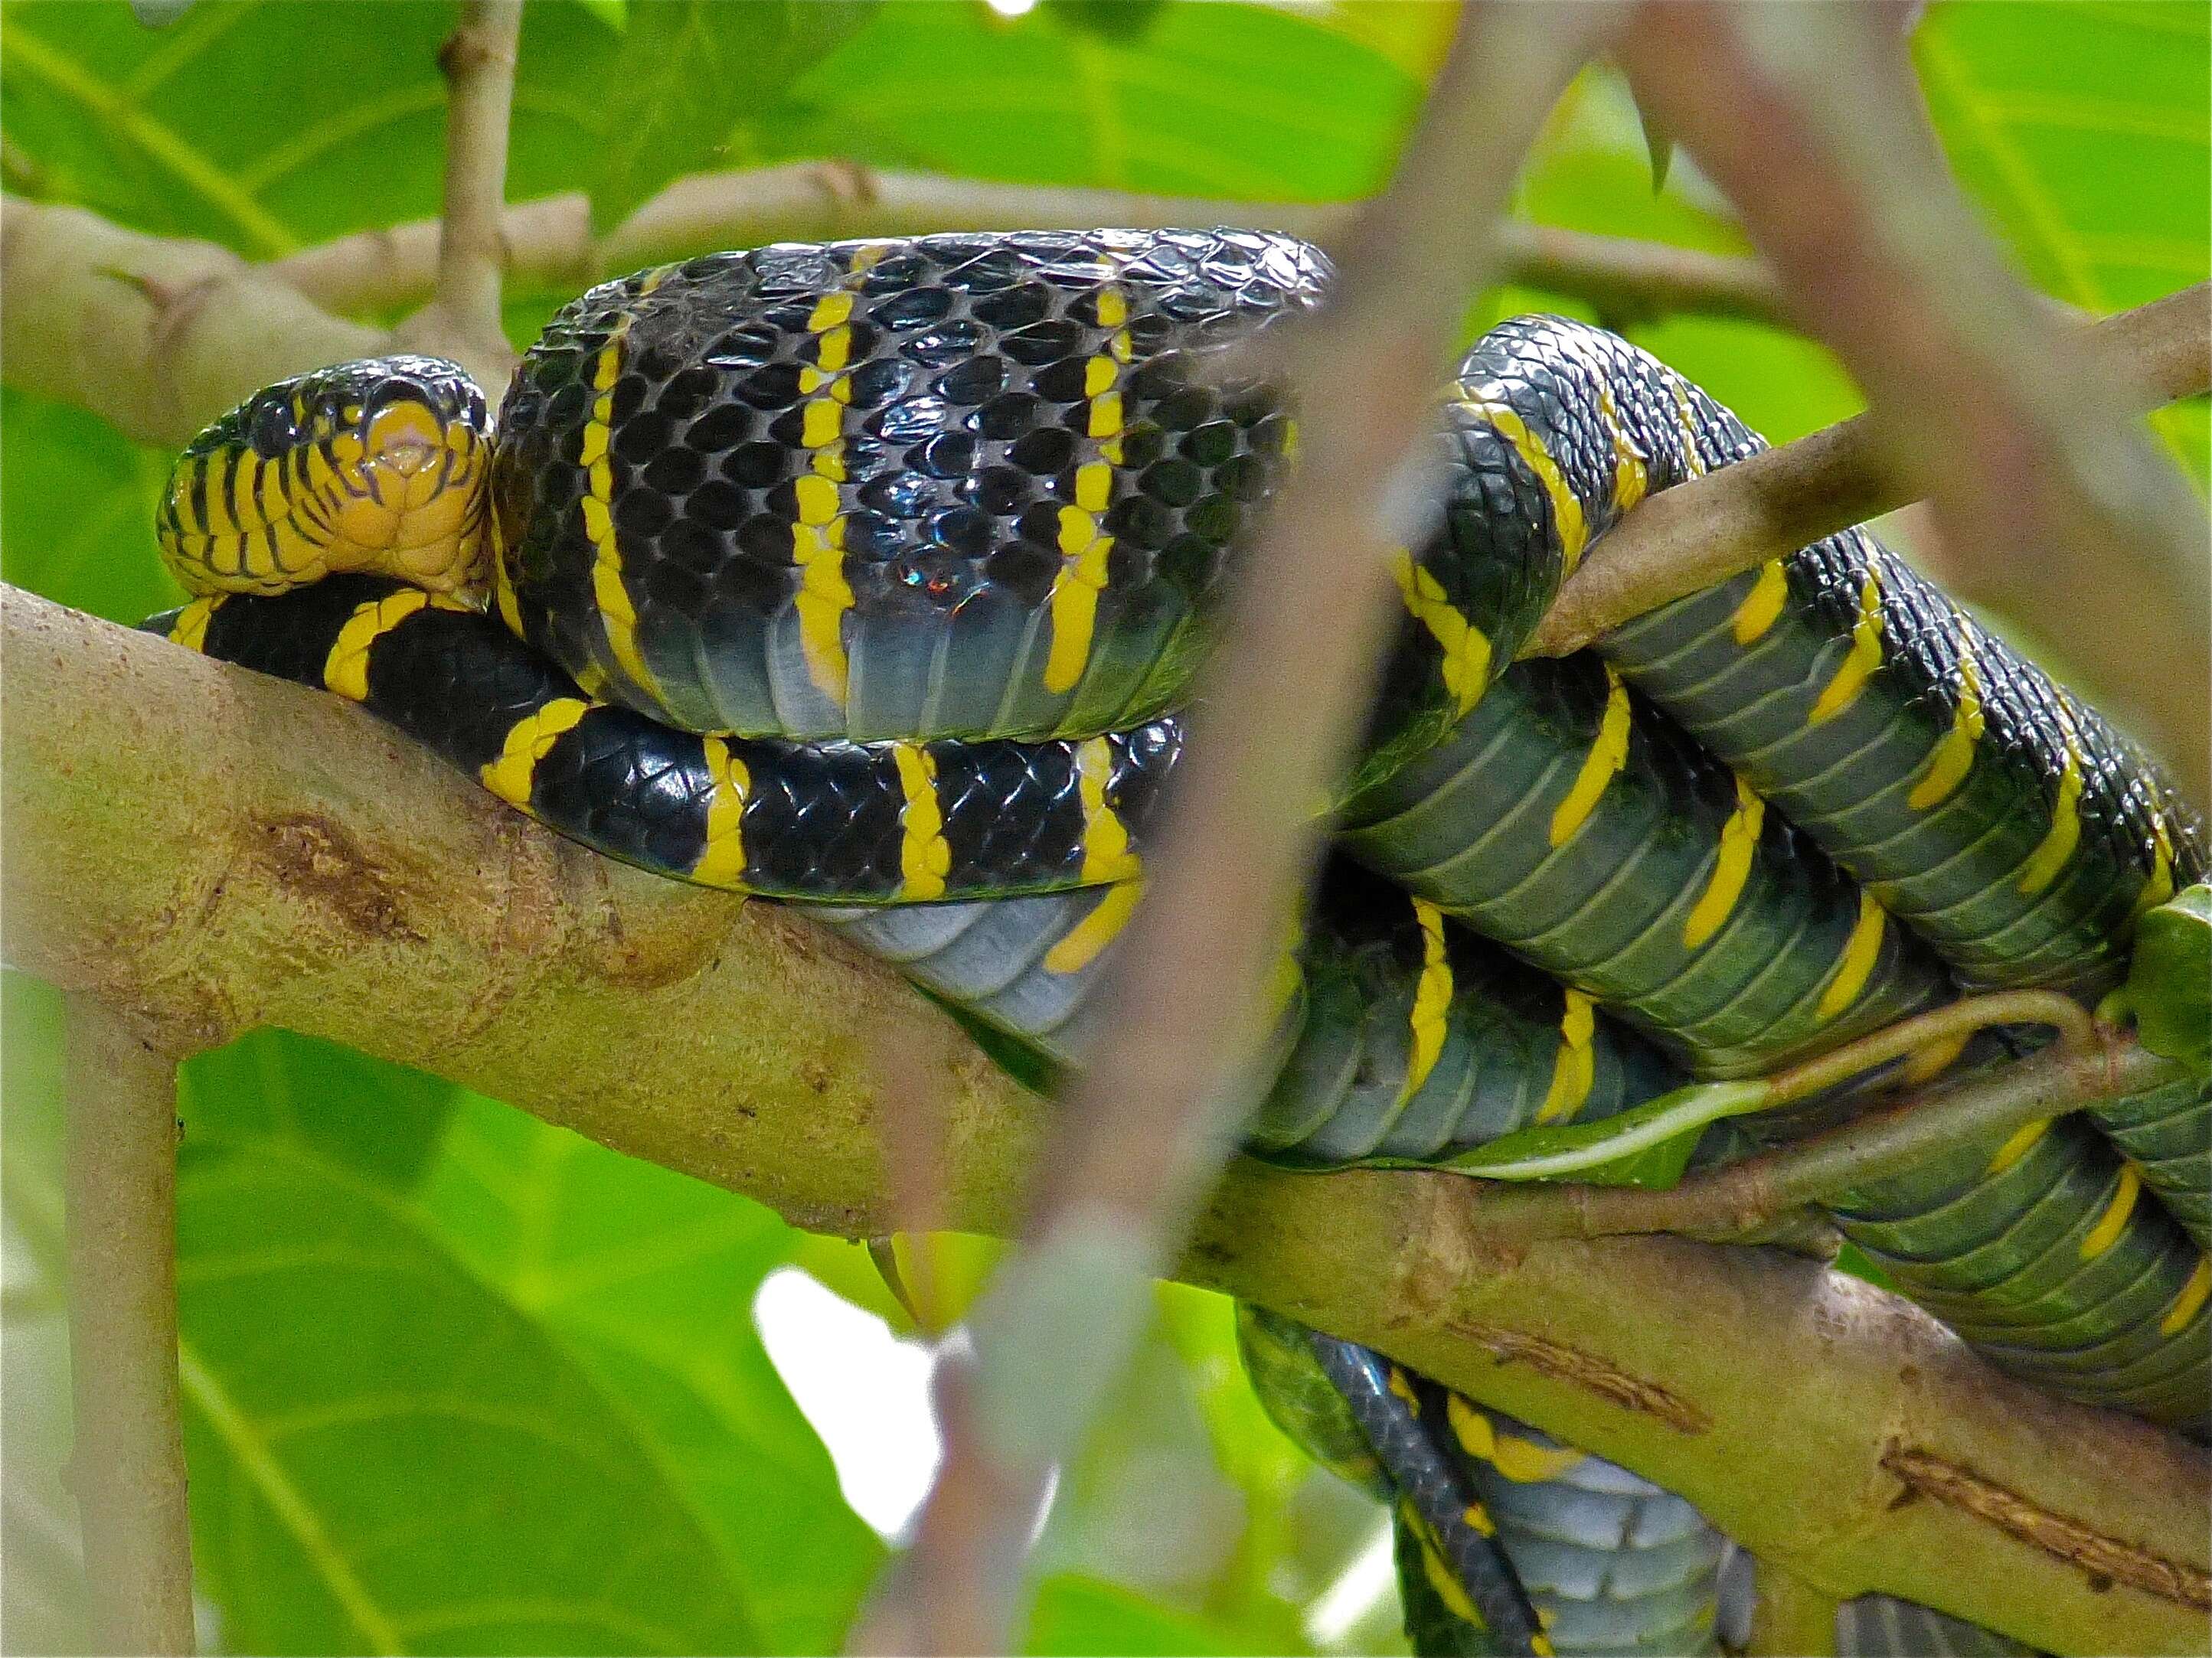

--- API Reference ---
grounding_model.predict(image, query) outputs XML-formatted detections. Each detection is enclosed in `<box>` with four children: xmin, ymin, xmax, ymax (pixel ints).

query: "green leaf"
<box><xmin>1024</xmin><ymin>1572</ymin><xmax>1246</xmax><ymax>1656</ymax></box>
<box><xmin>413</xmin><ymin>1098</ymin><xmax>885</xmax><ymax>1654</ymax></box>
<box><xmin>2122</xmin><ymin>883</ymin><xmax>2211</xmax><ymax>1071</ymax></box>
<box><xmin>587</xmin><ymin>0</ymin><xmax>875</xmax><ymax>235</ymax></box>
<box><xmin>176</xmin><ymin>1131</ymin><xmax>765</xmax><ymax>1655</ymax></box>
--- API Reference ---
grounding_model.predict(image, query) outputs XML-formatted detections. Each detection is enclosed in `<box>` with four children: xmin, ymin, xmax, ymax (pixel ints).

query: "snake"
<box><xmin>145</xmin><ymin>230</ymin><xmax>2207</xmax><ymax>1656</ymax></box>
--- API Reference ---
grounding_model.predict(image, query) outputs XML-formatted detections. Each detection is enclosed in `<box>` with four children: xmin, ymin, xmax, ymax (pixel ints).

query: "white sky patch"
<box><xmin>985</xmin><ymin>0</ymin><xmax>1038</xmax><ymax>15</ymax></box>
<box><xmin>1305</xmin><ymin>1515</ymin><xmax>1398</xmax><ymax>1647</ymax></box>
<box><xmin>753</xmin><ymin>1266</ymin><xmax>941</xmax><ymax>1539</ymax></box>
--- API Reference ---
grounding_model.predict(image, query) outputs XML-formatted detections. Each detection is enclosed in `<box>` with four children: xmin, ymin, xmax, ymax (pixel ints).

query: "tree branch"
<box><xmin>1610</xmin><ymin>5</ymin><xmax>2210</xmax><ymax>804</ymax></box>
<box><xmin>1524</xmin><ymin>282</ymin><xmax>2212</xmax><ymax>663</ymax></box>
<box><xmin>5</xmin><ymin>596</ymin><xmax>2207</xmax><ymax>1653</ymax></box>
<box><xmin>264</xmin><ymin>161</ymin><xmax>1789</xmax><ymax>331</ymax></box>
<box><xmin>63</xmin><ymin>994</ymin><xmax>194</xmax><ymax>1656</ymax></box>
<box><xmin>391</xmin><ymin>0</ymin><xmax>524</xmax><ymax>392</ymax></box>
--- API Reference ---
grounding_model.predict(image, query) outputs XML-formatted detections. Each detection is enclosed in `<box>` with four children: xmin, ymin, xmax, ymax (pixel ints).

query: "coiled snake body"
<box><xmin>150</xmin><ymin>230</ymin><xmax>2207</xmax><ymax>1656</ymax></box>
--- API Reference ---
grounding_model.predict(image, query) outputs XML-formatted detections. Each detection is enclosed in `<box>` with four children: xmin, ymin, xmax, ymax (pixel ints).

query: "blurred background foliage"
<box><xmin>1</xmin><ymin>2</ymin><xmax>2204</xmax><ymax>1653</ymax></box>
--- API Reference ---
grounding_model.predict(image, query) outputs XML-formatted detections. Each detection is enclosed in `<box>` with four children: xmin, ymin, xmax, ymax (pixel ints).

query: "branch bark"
<box><xmin>391</xmin><ymin>0</ymin><xmax>525</xmax><ymax>393</ymax></box>
<box><xmin>263</xmin><ymin>161</ymin><xmax>1788</xmax><ymax>331</ymax></box>
<box><xmin>63</xmin><ymin>995</ymin><xmax>194</xmax><ymax>1656</ymax></box>
<box><xmin>4</xmin><ymin>589</ymin><xmax>2206</xmax><ymax>1656</ymax></box>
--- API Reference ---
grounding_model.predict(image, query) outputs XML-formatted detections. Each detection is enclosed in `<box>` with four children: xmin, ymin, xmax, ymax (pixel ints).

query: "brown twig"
<box><xmin>266</xmin><ymin>160</ymin><xmax>1789</xmax><ymax>328</ymax></box>
<box><xmin>5</xmin><ymin>586</ymin><xmax>2206</xmax><ymax>1656</ymax></box>
<box><xmin>1469</xmin><ymin>1026</ymin><xmax>2177</xmax><ymax>1248</ymax></box>
<box><xmin>1524</xmin><ymin>282</ymin><xmax>2212</xmax><ymax>661</ymax></box>
<box><xmin>62</xmin><ymin>995</ymin><xmax>194</xmax><ymax>1656</ymax></box>
<box><xmin>1612</xmin><ymin>3</ymin><xmax>2210</xmax><ymax>805</ymax></box>
<box><xmin>857</xmin><ymin>10</ymin><xmax>1621</xmax><ymax>1652</ymax></box>
<box><xmin>391</xmin><ymin>0</ymin><xmax>524</xmax><ymax>393</ymax></box>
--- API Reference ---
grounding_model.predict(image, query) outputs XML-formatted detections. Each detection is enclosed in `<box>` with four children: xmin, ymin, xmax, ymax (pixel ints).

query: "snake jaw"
<box><xmin>156</xmin><ymin>354</ymin><xmax>494</xmax><ymax>603</ymax></box>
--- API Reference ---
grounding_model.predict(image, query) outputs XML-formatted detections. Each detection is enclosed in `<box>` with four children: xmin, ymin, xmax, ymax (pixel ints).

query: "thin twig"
<box><xmin>1524</xmin><ymin>281</ymin><xmax>2212</xmax><ymax>658</ymax></box>
<box><xmin>1612</xmin><ymin>2</ymin><xmax>2210</xmax><ymax>804</ymax></box>
<box><xmin>392</xmin><ymin>0</ymin><xmax>524</xmax><ymax>392</ymax></box>
<box><xmin>62</xmin><ymin>995</ymin><xmax>194</xmax><ymax>1656</ymax></box>
<box><xmin>854</xmin><ymin>9</ymin><xmax>1622</xmax><ymax>1652</ymax></box>
<box><xmin>6</xmin><ymin>585</ymin><xmax>2206</xmax><ymax>1657</ymax></box>
<box><xmin>1466</xmin><ymin>1033</ymin><xmax>2180</xmax><ymax>1247</ymax></box>
<box><xmin>267</xmin><ymin>160</ymin><xmax>1789</xmax><ymax>328</ymax></box>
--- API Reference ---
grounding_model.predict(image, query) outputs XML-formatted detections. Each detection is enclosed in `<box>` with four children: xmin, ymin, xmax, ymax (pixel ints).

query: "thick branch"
<box><xmin>266</xmin><ymin>162</ymin><xmax>1786</xmax><ymax>329</ymax></box>
<box><xmin>63</xmin><ymin>995</ymin><xmax>194</xmax><ymax>1656</ymax></box>
<box><xmin>5</xmin><ymin>599</ymin><xmax>2207</xmax><ymax>1653</ymax></box>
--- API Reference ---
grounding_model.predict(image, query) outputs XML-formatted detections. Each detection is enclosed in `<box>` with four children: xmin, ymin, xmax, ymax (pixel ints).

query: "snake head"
<box><xmin>155</xmin><ymin>356</ymin><xmax>495</xmax><ymax>602</ymax></box>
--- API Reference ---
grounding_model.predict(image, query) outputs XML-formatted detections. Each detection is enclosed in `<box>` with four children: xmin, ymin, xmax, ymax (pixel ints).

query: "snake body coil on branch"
<box><xmin>142</xmin><ymin>230</ymin><xmax>2207</xmax><ymax>1656</ymax></box>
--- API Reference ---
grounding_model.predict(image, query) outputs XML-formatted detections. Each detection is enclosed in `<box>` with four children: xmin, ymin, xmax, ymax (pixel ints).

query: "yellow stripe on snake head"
<box><xmin>166</xmin><ymin>595</ymin><xmax>225</xmax><ymax>652</ymax></box>
<box><xmin>1681</xmin><ymin>777</ymin><xmax>1763</xmax><ymax>950</ymax></box>
<box><xmin>893</xmin><ymin>743</ymin><xmax>952</xmax><ymax>901</ymax></box>
<box><xmin>479</xmin><ymin>697</ymin><xmax>593</xmax><ymax>811</ymax></box>
<box><xmin>1807</xmin><ymin>573</ymin><xmax>1884</xmax><ymax>725</ymax></box>
<box><xmin>1397</xmin><ymin>898</ymin><xmax>1453</xmax><ymax>1107</ymax></box>
<box><xmin>323</xmin><ymin>589</ymin><xmax>433</xmax><ymax>701</ymax></box>
<box><xmin>1548</xmin><ymin>666</ymin><xmax>1631</xmax><ymax>847</ymax></box>
<box><xmin>1815</xmin><ymin>892</ymin><xmax>1886</xmax><ymax>1023</ymax></box>
<box><xmin>691</xmin><ymin>736</ymin><xmax>751</xmax><ymax>889</ymax></box>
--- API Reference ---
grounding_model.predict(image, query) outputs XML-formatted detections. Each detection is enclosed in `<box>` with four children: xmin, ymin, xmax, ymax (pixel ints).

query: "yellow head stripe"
<box><xmin>892</xmin><ymin>743</ymin><xmax>951</xmax><ymax>901</ymax></box>
<box><xmin>1984</xmin><ymin>1117</ymin><xmax>2051</xmax><ymax>1177</ymax></box>
<box><xmin>480</xmin><ymin>697</ymin><xmax>593</xmax><ymax>808</ymax></box>
<box><xmin>324</xmin><ymin>589</ymin><xmax>433</xmax><ymax>701</ymax></box>
<box><xmin>1390</xmin><ymin>550</ymin><xmax>1492</xmax><ymax>718</ymax></box>
<box><xmin>1398</xmin><ymin>899</ymin><xmax>1453</xmax><ymax>1107</ymax></box>
<box><xmin>2016</xmin><ymin>743</ymin><xmax>2084</xmax><ymax>896</ymax></box>
<box><xmin>2161</xmin><ymin>1255</ymin><xmax>2212</xmax><ymax>1337</ymax></box>
<box><xmin>1908</xmin><ymin>637</ymin><xmax>1983</xmax><ymax>810</ymax></box>
<box><xmin>1043</xmin><ymin>880</ymin><xmax>1145</xmax><ymax>976</ymax></box>
<box><xmin>166</xmin><ymin>595</ymin><xmax>224</xmax><ymax>652</ymax></box>
<box><xmin>2078</xmin><ymin>1164</ymin><xmax>2141</xmax><ymax>1261</ymax></box>
<box><xmin>1731</xmin><ymin>560</ymin><xmax>1789</xmax><ymax>646</ymax></box>
<box><xmin>1536</xmin><ymin>990</ymin><xmax>1596</xmax><ymax>1124</ymax></box>
<box><xmin>1807</xmin><ymin>573</ymin><xmax>1883</xmax><ymax>725</ymax></box>
<box><xmin>1815</xmin><ymin>892</ymin><xmax>1886</xmax><ymax>1022</ymax></box>
<box><xmin>1682</xmin><ymin>778</ymin><xmax>1763</xmax><ymax>950</ymax></box>
<box><xmin>691</xmin><ymin>736</ymin><xmax>751</xmax><ymax>889</ymax></box>
<box><xmin>1548</xmin><ymin>667</ymin><xmax>1632</xmax><ymax>847</ymax></box>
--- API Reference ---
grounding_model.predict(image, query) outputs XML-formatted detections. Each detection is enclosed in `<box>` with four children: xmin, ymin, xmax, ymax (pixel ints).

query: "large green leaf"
<box><xmin>175</xmin><ymin>1132</ymin><xmax>763</xmax><ymax>1654</ymax></box>
<box><xmin>586</xmin><ymin>0</ymin><xmax>875</xmax><ymax>233</ymax></box>
<box><xmin>413</xmin><ymin>1099</ymin><xmax>885</xmax><ymax>1654</ymax></box>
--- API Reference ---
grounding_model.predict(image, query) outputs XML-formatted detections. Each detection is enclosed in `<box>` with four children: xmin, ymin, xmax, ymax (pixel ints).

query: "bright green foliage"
<box><xmin>2</xmin><ymin>2</ymin><xmax>2206</xmax><ymax>1653</ymax></box>
<box><xmin>2121</xmin><ymin>883</ymin><xmax>2212</xmax><ymax>1072</ymax></box>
